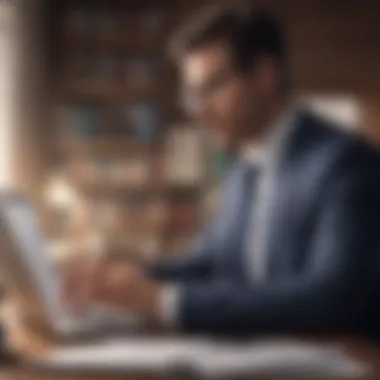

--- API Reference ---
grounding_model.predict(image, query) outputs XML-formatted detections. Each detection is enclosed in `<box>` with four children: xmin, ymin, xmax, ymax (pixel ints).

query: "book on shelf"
<box><xmin>165</xmin><ymin>125</ymin><xmax>205</xmax><ymax>185</ymax></box>
<box><xmin>139</xmin><ymin>9</ymin><xmax>166</xmax><ymax>37</ymax></box>
<box><xmin>66</xmin><ymin>104</ymin><xmax>100</xmax><ymax>138</ymax></box>
<box><xmin>124</xmin><ymin>57</ymin><xmax>160</xmax><ymax>85</ymax></box>
<box><xmin>65</xmin><ymin>7</ymin><xmax>166</xmax><ymax>41</ymax></box>
<box><xmin>124</xmin><ymin>102</ymin><xmax>160</xmax><ymax>141</ymax></box>
<box><xmin>65</xmin><ymin>8</ymin><xmax>123</xmax><ymax>39</ymax></box>
<box><xmin>68</xmin><ymin>156</ymin><xmax>152</xmax><ymax>189</ymax></box>
<box><xmin>90</xmin><ymin>54</ymin><xmax>120</xmax><ymax>81</ymax></box>
<box><xmin>66</xmin><ymin>101</ymin><xmax>160</xmax><ymax>141</ymax></box>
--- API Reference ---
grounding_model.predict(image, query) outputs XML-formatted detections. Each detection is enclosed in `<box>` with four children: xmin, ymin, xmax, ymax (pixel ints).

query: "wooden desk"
<box><xmin>0</xmin><ymin>336</ymin><xmax>379</xmax><ymax>380</ymax></box>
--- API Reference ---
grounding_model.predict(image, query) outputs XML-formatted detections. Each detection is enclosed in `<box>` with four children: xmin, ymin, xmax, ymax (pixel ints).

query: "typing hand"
<box><xmin>61</xmin><ymin>258</ymin><xmax>162</xmax><ymax>321</ymax></box>
<box><xmin>60</xmin><ymin>257</ymin><xmax>101</xmax><ymax>314</ymax></box>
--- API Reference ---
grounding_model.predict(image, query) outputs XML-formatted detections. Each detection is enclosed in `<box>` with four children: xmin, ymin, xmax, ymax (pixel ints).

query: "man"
<box><xmin>63</xmin><ymin>4</ymin><xmax>380</xmax><ymax>335</ymax></box>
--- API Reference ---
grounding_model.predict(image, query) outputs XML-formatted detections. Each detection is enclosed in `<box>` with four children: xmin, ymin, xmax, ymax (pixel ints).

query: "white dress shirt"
<box><xmin>159</xmin><ymin>103</ymin><xmax>299</xmax><ymax>325</ymax></box>
<box><xmin>242</xmin><ymin>104</ymin><xmax>297</xmax><ymax>282</ymax></box>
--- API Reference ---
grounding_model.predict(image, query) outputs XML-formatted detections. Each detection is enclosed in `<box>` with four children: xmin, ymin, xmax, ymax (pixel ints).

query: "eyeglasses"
<box><xmin>181</xmin><ymin>68</ymin><xmax>238</xmax><ymax>115</ymax></box>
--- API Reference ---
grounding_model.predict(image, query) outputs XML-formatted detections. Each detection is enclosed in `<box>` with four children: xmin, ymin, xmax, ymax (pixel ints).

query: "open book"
<box><xmin>34</xmin><ymin>337</ymin><xmax>371</xmax><ymax>379</ymax></box>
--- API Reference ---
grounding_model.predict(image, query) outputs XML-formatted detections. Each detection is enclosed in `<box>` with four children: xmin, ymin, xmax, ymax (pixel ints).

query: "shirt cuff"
<box><xmin>158</xmin><ymin>284</ymin><xmax>181</xmax><ymax>327</ymax></box>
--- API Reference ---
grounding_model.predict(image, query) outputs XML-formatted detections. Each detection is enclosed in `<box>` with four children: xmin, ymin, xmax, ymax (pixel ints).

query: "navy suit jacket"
<box><xmin>152</xmin><ymin>109</ymin><xmax>380</xmax><ymax>336</ymax></box>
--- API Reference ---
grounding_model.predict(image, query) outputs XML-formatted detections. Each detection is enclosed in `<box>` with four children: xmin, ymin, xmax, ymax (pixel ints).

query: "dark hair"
<box><xmin>169</xmin><ymin>3</ymin><xmax>287</xmax><ymax>71</ymax></box>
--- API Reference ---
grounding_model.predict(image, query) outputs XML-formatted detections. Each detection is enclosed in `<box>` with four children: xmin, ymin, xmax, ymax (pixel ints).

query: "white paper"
<box><xmin>36</xmin><ymin>337</ymin><xmax>371</xmax><ymax>378</ymax></box>
<box><xmin>36</xmin><ymin>337</ymin><xmax>206</xmax><ymax>373</ymax></box>
<box><xmin>194</xmin><ymin>339</ymin><xmax>370</xmax><ymax>379</ymax></box>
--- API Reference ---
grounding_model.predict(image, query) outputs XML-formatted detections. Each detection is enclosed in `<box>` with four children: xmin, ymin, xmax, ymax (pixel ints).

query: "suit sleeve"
<box><xmin>175</xmin><ymin>166</ymin><xmax>380</xmax><ymax>333</ymax></box>
<box><xmin>148</xmin><ymin>227</ymin><xmax>216</xmax><ymax>282</ymax></box>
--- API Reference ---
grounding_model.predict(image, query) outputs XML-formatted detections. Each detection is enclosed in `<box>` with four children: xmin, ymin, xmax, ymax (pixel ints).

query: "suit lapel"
<box><xmin>218</xmin><ymin>162</ymin><xmax>258</xmax><ymax>279</ymax></box>
<box><xmin>265</xmin><ymin>110</ymin><xmax>349</xmax><ymax>277</ymax></box>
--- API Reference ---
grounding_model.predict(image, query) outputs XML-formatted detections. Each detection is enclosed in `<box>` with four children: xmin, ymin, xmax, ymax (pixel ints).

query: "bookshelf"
<box><xmin>44</xmin><ymin>1</ymin><xmax>209</xmax><ymax>263</ymax></box>
<box><xmin>64</xmin><ymin>80</ymin><xmax>162</xmax><ymax>101</ymax></box>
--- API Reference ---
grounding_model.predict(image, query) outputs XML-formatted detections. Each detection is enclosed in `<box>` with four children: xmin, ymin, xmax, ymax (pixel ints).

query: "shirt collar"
<box><xmin>241</xmin><ymin>102</ymin><xmax>298</xmax><ymax>167</ymax></box>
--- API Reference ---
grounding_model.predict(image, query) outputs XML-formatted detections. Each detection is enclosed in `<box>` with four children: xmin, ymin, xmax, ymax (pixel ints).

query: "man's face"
<box><xmin>180</xmin><ymin>43</ymin><xmax>270</xmax><ymax>151</ymax></box>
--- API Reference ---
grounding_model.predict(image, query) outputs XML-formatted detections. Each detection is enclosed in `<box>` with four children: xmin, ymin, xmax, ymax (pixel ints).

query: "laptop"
<box><xmin>0</xmin><ymin>192</ymin><xmax>137</xmax><ymax>342</ymax></box>
<box><xmin>0</xmin><ymin>193</ymin><xmax>371</xmax><ymax>378</ymax></box>
<box><xmin>0</xmin><ymin>192</ymin><xmax>211</xmax><ymax>374</ymax></box>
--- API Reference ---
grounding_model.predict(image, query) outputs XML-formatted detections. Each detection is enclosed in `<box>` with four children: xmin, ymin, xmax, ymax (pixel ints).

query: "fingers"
<box><xmin>60</xmin><ymin>258</ymin><xmax>106</xmax><ymax>314</ymax></box>
<box><xmin>60</xmin><ymin>257</ymin><xmax>146</xmax><ymax>312</ymax></box>
<box><xmin>60</xmin><ymin>263</ymin><xmax>83</xmax><ymax>307</ymax></box>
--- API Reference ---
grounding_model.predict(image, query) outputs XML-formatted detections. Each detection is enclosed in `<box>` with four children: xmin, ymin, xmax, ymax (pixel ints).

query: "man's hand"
<box><xmin>61</xmin><ymin>258</ymin><xmax>163</xmax><ymax>321</ymax></box>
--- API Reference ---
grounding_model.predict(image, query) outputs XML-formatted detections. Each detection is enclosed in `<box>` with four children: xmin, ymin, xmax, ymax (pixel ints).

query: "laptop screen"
<box><xmin>0</xmin><ymin>194</ymin><xmax>65</xmax><ymax>323</ymax></box>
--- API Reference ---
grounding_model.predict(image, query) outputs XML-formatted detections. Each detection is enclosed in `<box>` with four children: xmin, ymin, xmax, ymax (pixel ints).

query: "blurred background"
<box><xmin>0</xmin><ymin>0</ymin><xmax>379</xmax><ymax>266</ymax></box>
